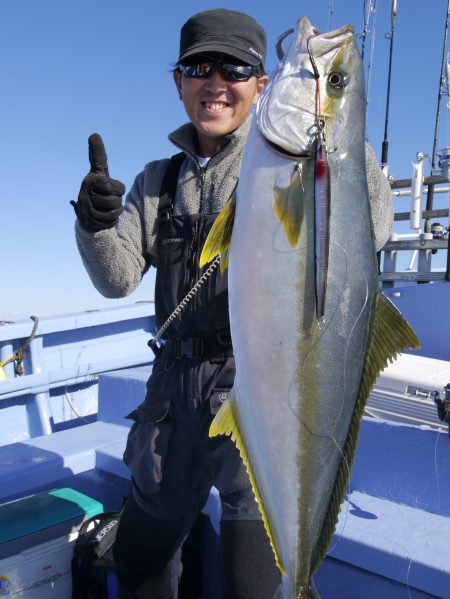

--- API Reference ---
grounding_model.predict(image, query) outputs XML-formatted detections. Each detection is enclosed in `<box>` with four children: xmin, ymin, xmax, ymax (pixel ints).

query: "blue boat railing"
<box><xmin>0</xmin><ymin>303</ymin><xmax>156</xmax><ymax>444</ymax></box>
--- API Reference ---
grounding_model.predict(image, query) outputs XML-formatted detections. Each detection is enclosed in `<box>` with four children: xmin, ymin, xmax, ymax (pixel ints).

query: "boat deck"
<box><xmin>1</xmin><ymin>361</ymin><xmax>449</xmax><ymax>597</ymax></box>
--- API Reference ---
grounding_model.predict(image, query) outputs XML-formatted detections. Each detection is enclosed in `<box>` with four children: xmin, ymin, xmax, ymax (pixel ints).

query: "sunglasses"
<box><xmin>177</xmin><ymin>59</ymin><xmax>263</xmax><ymax>82</ymax></box>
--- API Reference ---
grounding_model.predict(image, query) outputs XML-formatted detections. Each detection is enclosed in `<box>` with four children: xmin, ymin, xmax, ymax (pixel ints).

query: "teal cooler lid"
<box><xmin>0</xmin><ymin>488</ymin><xmax>103</xmax><ymax>558</ymax></box>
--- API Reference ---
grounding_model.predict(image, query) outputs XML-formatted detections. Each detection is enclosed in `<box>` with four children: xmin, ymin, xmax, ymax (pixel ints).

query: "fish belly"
<box><xmin>229</xmin><ymin>130</ymin><xmax>310</xmax><ymax>581</ymax></box>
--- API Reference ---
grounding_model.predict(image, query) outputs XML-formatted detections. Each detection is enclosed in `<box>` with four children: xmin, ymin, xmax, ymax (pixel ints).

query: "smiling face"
<box><xmin>174</xmin><ymin>62</ymin><xmax>268</xmax><ymax>157</ymax></box>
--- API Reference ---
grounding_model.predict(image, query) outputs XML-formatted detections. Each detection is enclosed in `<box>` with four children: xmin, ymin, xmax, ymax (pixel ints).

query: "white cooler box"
<box><xmin>368</xmin><ymin>352</ymin><xmax>450</xmax><ymax>430</ymax></box>
<box><xmin>0</xmin><ymin>488</ymin><xmax>103</xmax><ymax>597</ymax></box>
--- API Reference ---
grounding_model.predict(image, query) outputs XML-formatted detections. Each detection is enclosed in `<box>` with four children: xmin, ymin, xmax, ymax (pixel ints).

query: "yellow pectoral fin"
<box><xmin>209</xmin><ymin>395</ymin><xmax>286</xmax><ymax>576</ymax></box>
<box><xmin>200</xmin><ymin>194</ymin><xmax>236</xmax><ymax>271</ymax></box>
<box><xmin>0</xmin><ymin>366</ymin><xmax>6</xmax><ymax>381</ymax></box>
<box><xmin>273</xmin><ymin>164</ymin><xmax>304</xmax><ymax>247</ymax></box>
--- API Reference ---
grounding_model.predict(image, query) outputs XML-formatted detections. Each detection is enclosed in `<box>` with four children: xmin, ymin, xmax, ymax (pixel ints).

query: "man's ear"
<box><xmin>173</xmin><ymin>70</ymin><xmax>182</xmax><ymax>100</ymax></box>
<box><xmin>253</xmin><ymin>74</ymin><xmax>269</xmax><ymax>106</ymax></box>
<box><xmin>257</xmin><ymin>74</ymin><xmax>269</xmax><ymax>94</ymax></box>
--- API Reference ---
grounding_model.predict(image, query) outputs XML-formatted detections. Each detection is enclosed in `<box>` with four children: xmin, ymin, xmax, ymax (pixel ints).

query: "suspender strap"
<box><xmin>158</xmin><ymin>152</ymin><xmax>185</xmax><ymax>218</ymax></box>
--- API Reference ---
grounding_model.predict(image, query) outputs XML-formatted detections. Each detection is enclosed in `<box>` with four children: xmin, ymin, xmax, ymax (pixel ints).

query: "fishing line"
<box><xmin>329</xmin><ymin>480</ymin><xmax>415</xmax><ymax>599</ymax></box>
<box><xmin>306</xmin><ymin>31</ymin><xmax>350</xmax><ymax>155</ymax></box>
<box><xmin>287</xmin><ymin>271</ymin><xmax>371</xmax><ymax>562</ymax></box>
<box><xmin>324</xmin><ymin>478</ymin><xmax>351</xmax><ymax>557</ymax></box>
<box><xmin>291</xmin><ymin>407</ymin><xmax>354</xmax><ymax>559</ymax></box>
<box><xmin>64</xmin><ymin>386</ymin><xmax>91</xmax><ymax>423</ymax></box>
<box><xmin>364</xmin><ymin>528</ymin><xmax>414</xmax><ymax>599</ymax></box>
<box><xmin>334</xmin><ymin>266</ymin><xmax>370</xmax><ymax>427</ymax></box>
<box><xmin>284</xmin><ymin>295</ymin><xmax>342</xmax><ymax>416</ymax></box>
<box><xmin>431</xmin><ymin>275</ymin><xmax>450</xmax><ymax>515</ymax></box>
<box><xmin>284</xmin><ymin>242</ymin><xmax>369</xmax><ymax>429</ymax></box>
<box><xmin>433</xmin><ymin>430</ymin><xmax>443</xmax><ymax>516</ymax></box>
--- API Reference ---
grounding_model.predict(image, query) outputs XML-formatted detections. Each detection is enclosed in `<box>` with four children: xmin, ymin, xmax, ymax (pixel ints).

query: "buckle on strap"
<box><xmin>163</xmin><ymin>334</ymin><xmax>233</xmax><ymax>361</ymax></box>
<box><xmin>174</xmin><ymin>337</ymin><xmax>204</xmax><ymax>359</ymax></box>
<box><xmin>216</xmin><ymin>330</ymin><xmax>232</xmax><ymax>346</ymax></box>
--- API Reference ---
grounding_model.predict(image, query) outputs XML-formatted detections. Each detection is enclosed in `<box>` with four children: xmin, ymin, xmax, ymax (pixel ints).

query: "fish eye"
<box><xmin>328</xmin><ymin>71</ymin><xmax>349</xmax><ymax>89</ymax></box>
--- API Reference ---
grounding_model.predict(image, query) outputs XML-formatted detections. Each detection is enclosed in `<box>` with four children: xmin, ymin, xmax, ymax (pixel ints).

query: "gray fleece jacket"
<box><xmin>75</xmin><ymin>116</ymin><xmax>393</xmax><ymax>299</ymax></box>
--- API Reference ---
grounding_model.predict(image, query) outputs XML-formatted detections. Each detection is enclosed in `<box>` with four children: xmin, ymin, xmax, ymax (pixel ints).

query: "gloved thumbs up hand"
<box><xmin>88</xmin><ymin>132</ymin><xmax>110</xmax><ymax>176</ymax></box>
<box><xmin>71</xmin><ymin>133</ymin><xmax>125</xmax><ymax>232</ymax></box>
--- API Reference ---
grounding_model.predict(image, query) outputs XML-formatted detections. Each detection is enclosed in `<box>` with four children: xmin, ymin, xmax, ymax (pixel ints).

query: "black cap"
<box><xmin>178</xmin><ymin>9</ymin><xmax>266</xmax><ymax>67</ymax></box>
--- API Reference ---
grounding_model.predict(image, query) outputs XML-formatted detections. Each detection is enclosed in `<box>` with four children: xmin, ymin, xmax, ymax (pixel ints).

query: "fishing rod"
<box><xmin>327</xmin><ymin>0</ymin><xmax>334</xmax><ymax>31</ymax></box>
<box><xmin>425</xmin><ymin>0</ymin><xmax>450</xmax><ymax>234</ymax></box>
<box><xmin>429</xmin><ymin>0</ymin><xmax>450</xmax><ymax>177</ymax></box>
<box><xmin>426</xmin><ymin>0</ymin><xmax>450</xmax><ymax>281</ymax></box>
<box><xmin>381</xmin><ymin>0</ymin><xmax>398</xmax><ymax>175</ymax></box>
<box><xmin>361</xmin><ymin>0</ymin><xmax>374</xmax><ymax>62</ymax></box>
<box><xmin>365</xmin><ymin>0</ymin><xmax>377</xmax><ymax>121</ymax></box>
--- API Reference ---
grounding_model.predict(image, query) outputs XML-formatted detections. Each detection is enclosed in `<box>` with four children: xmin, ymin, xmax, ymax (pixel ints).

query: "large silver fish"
<box><xmin>201</xmin><ymin>16</ymin><xmax>419</xmax><ymax>599</ymax></box>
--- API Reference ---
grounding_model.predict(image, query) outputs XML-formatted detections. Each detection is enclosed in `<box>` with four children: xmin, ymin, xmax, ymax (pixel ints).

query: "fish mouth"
<box><xmin>264</xmin><ymin>136</ymin><xmax>314</xmax><ymax>160</ymax></box>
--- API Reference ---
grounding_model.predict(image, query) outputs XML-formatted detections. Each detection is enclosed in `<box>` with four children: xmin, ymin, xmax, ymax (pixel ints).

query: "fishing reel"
<box><xmin>433</xmin><ymin>383</ymin><xmax>450</xmax><ymax>439</ymax></box>
<box><xmin>430</xmin><ymin>222</ymin><xmax>449</xmax><ymax>240</ymax></box>
<box><xmin>429</xmin><ymin>222</ymin><xmax>449</xmax><ymax>254</ymax></box>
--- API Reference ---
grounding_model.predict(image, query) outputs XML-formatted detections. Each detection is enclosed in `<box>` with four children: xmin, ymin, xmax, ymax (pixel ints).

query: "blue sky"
<box><xmin>1</xmin><ymin>0</ymin><xmax>449</xmax><ymax>320</ymax></box>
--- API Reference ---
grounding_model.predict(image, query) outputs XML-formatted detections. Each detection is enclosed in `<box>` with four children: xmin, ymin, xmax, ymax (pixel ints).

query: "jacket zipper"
<box><xmin>188</xmin><ymin>166</ymin><xmax>206</xmax><ymax>324</ymax></box>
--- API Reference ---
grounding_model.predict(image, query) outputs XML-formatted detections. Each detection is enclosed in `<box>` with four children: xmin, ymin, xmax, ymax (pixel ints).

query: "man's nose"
<box><xmin>204</xmin><ymin>69</ymin><xmax>228</xmax><ymax>91</ymax></box>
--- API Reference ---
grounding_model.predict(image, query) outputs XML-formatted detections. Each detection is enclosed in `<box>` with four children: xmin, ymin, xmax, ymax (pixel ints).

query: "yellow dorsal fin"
<box><xmin>311</xmin><ymin>289</ymin><xmax>420</xmax><ymax>574</ymax></box>
<box><xmin>273</xmin><ymin>164</ymin><xmax>304</xmax><ymax>247</ymax></box>
<box><xmin>209</xmin><ymin>394</ymin><xmax>287</xmax><ymax>575</ymax></box>
<box><xmin>199</xmin><ymin>194</ymin><xmax>236</xmax><ymax>271</ymax></box>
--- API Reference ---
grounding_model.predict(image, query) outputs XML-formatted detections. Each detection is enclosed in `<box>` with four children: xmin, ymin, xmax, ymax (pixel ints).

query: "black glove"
<box><xmin>71</xmin><ymin>133</ymin><xmax>125</xmax><ymax>232</ymax></box>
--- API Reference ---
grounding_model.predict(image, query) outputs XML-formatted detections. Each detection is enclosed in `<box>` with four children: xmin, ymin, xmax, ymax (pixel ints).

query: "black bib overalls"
<box><xmin>114</xmin><ymin>154</ymin><xmax>280</xmax><ymax>599</ymax></box>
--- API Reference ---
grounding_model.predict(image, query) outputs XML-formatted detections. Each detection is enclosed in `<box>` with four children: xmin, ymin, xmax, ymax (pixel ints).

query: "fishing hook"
<box><xmin>277</xmin><ymin>23</ymin><xmax>322</xmax><ymax>60</ymax></box>
<box><xmin>305</xmin><ymin>36</ymin><xmax>341</xmax><ymax>154</ymax></box>
<box><xmin>306</xmin><ymin>34</ymin><xmax>320</xmax><ymax>80</ymax></box>
<box><xmin>276</xmin><ymin>28</ymin><xmax>294</xmax><ymax>60</ymax></box>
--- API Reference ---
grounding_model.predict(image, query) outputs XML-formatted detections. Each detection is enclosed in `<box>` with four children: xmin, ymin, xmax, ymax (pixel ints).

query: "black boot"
<box><xmin>219</xmin><ymin>519</ymin><xmax>281</xmax><ymax>599</ymax></box>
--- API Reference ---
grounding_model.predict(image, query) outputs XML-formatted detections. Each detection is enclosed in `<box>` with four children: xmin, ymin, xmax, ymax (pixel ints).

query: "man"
<box><xmin>73</xmin><ymin>9</ymin><xmax>393</xmax><ymax>599</ymax></box>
